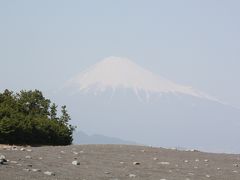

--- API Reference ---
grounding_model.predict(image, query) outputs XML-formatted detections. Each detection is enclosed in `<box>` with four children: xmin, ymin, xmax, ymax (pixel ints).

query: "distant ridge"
<box><xmin>73</xmin><ymin>131</ymin><xmax>137</xmax><ymax>145</ymax></box>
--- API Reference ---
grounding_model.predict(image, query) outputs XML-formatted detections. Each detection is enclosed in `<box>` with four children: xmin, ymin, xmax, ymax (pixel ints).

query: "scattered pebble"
<box><xmin>129</xmin><ymin>174</ymin><xmax>136</xmax><ymax>178</ymax></box>
<box><xmin>72</xmin><ymin>160</ymin><xmax>80</xmax><ymax>165</ymax></box>
<box><xmin>12</xmin><ymin>146</ymin><xmax>18</xmax><ymax>151</ymax></box>
<box><xmin>10</xmin><ymin>161</ymin><xmax>18</xmax><ymax>164</ymax></box>
<box><xmin>44</xmin><ymin>171</ymin><xmax>55</xmax><ymax>176</ymax></box>
<box><xmin>158</xmin><ymin>162</ymin><xmax>170</xmax><ymax>165</ymax></box>
<box><xmin>0</xmin><ymin>154</ymin><xmax>7</xmax><ymax>164</ymax></box>
<box><xmin>31</xmin><ymin>169</ymin><xmax>41</xmax><ymax>172</ymax></box>
<box><xmin>133</xmin><ymin>162</ymin><xmax>140</xmax><ymax>165</ymax></box>
<box><xmin>23</xmin><ymin>168</ymin><xmax>30</xmax><ymax>172</ymax></box>
<box><xmin>25</xmin><ymin>156</ymin><xmax>32</xmax><ymax>159</ymax></box>
<box><xmin>206</xmin><ymin>174</ymin><xmax>211</xmax><ymax>178</ymax></box>
<box><xmin>233</xmin><ymin>164</ymin><xmax>239</xmax><ymax>167</ymax></box>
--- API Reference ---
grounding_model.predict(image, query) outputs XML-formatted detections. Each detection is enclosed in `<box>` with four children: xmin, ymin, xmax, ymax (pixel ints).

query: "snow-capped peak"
<box><xmin>67</xmin><ymin>56</ymin><xmax>218</xmax><ymax>102</ymax></box>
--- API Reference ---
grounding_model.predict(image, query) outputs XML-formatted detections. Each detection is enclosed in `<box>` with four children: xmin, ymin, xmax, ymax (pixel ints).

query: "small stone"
<box><xmin>188</xmin><ymin>172</ymin><xmax>194</xmax><ymax>176</ymax></box>
<box><xmin>129</xmin><ymin>174</ymin><xmax>136</xmax><ymax>178</ymax></box>
<box><xmin>72</xmin><ymin>160</ymin><xmax>80</xmax><ymax>165</ymax></box>
<box><xmin>27</xmin><ymin>164</ymin><xmax>33</xmax><ymax>167</ymax></box>
<box><xmin>44</xmin><ymin>171</ymin><xmax>55</xmax><ymax>176</ymax></box>
<box><xmin>60</xmin><ymin>151</ymin><xmax>65</xmax><ymax>154</ymax></box>
<box><xmin>12</xmin><ymin>146</ymin><xmax>18</xmax><ymax>151</ymax></box>
<box><xmin>194</xmin><ymin>166</ymin><xmax>198</xmax><ymax>169</ymax></box>
<box><xmin>153</xmin><ymin>157</ymin><xmax>158</xmax><ymax>161</ymax></box>
<box><xmin>23</xmin><ymin>168</ymin><xmax>30</xmax><ymax>172</ymax></box>
<box><xmin>184</xmin><ymin>160</ymin><xmax>189</xmax><ymax>163</ymax></box>
<box><xmin>80</xmin><ymin>151</ymin><xmax>84</xmax><ymax>154</ymax></box>
<box><xmin>217</xmin><ymin>168</ymin><xmax>221</xmax><ymax>170</ymax></box>
<box><xmin>233</xmin><ymin>170</ymin><xmax>238</xmax><ymax>173</ymax></box>
<box><xmin>25</xmin><ymin>156</ymin><xmax>32</xmax><ymax>159</ymax></box>
<box><xmin>104</xmin><ymin>171</ymin><xmax>111</xmax><ymax>174</ymax></box>
<box><xmin>120</xmin><ymin>162</ymin><xmax>125</xmax><ymax>164</ymax></box>
<box><xmin>26</xmin><ymin>149</ymin><xmax>32</xmax><ymax>152</ymax></box>
<box><xmin>195</xmin><ymin>159</ymin><xmax>200</xmax><ymax>162</ymax></box>
<box><xmin>10</xmin><ymin>161</ymin><xmax>18</xmax><ymax>164</ymax></box>
<box><xmin>0</xmin><ymin>154</ymin><xmax>7</xmax><ymax>164</ymax></box>
<box><xmin>20</xmin><ymin>148</ymin><xmax>26</xmax><ymax>151</ymax></box>
<box><xmin>160</xmin><ymin>179</ymin><xmax>167</xmax><ymax>180</ymax></box>
<box><xmin>133</xmin><ymin>162</ymin><xmax>140</xmax><ymax>165</ymax></box>
<box><xmin>32</xmin><ymin>169</ymin><xmax>41</xmax><ymax>172</ymax></box>
<box><xmin>16</xmin><ymin>164</ymin><xmax>22</xmax><ymax>166</ymax></box>
<box><xmin>158</xmin><ymin>162</ymin><xmax>170</xmax><ymax>165</ymax></box>
<box><xmin>206</xmin><ymin>174</ymin><xmax>211</xmax><ymax>178</ymax></box>
<box><xmin>73</xmin><ymin>151</ymin><xmax>79</xmax><ymax>155</ymax></box>
<box><xmin>204</xmin><ymin>159</ymin><xmax>209</xmax><ymax>162</ymax></box>
<box><xmin>233</xmin><ymin>164</ymin><xmax>239</xmax><ymax>167</ymax></box>
<box><xmin>38</xmin><ymin>157</ymin><xmax>43</xmax><ymax>160</ymax></box>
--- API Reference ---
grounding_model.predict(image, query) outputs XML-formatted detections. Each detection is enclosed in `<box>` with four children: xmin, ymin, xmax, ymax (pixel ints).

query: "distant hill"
<box><xmin>73</xmin><ymin>130</ymin><xmax>137</xmax><ymax>145</ymax></box>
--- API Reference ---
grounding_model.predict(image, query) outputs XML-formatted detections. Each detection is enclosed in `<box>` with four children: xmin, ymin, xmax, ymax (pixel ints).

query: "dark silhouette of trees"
<box><xmin>0</xmin><ymin>89</ymin><xmax>75</xmax><ymax>145</ymax></box>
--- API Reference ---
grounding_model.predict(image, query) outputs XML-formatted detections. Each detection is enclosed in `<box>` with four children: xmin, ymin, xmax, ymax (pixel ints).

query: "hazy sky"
<box><xmin>1</xmin><ymin>0</ymin><xmax>240</xmax><ymax>107</ymax></box>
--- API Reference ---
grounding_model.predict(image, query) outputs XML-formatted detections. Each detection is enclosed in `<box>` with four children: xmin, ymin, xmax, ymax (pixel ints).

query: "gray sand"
<box><xmin>1</xmin><ymin>145</ymin><xmax>240</xmax><ymax>180</ymax></box>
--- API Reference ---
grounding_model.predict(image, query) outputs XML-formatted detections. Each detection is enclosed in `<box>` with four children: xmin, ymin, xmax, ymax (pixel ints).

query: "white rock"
<box><xmin>20</xmin><ymin>148</ymin><xmax>26</xmax><ymax>151</ymax></box>
<box><xmin>195</xmin><ymin>159</ymin><xmax>200</xmax><ymax>162</ymax></box>
<box><xmin>26</xmin><ymin>149</ymin><xmax>32</xmax><ymax>152</ymax></box>
<box><xmin>44</xmin><ymin>171</ymin><xmax>55</xmax><ymax>176</ymax></box>
<box><xmin>72</xmin><ymin>160</ymin><xmax>80</xmax><ymax>165</ymax></box>
<box><xmin>184</xmin><ymin>160</ymin><xmax>189</xmax><ymax>163</ymax></box>
<box><xmin>25</xmin><ymin>156</ymin><xmax>32</xmax><ymax>159</ymax></box>
<box><xmin>129</xmin><ymin>174</ymin><xmax>136</xmax><ymax>178</ymax></box>
<box><xmin>233</xmin><ymin>164</ymin><xmax>239</xmax><ymax>167</ymax></box>
<box><xmin>206</xmin><ymin>174</ymin><xmax>211</xmax><ymax>178</ymax></box>
<box><xmin>32</xmin><ymin>169</ymin><xmax>41</xmax><ymax>172</ymax></box>
<box><xmin>153</xmin><ymin>157</ymin><xmax>158</xmax><ymax>161</ymax></box>
<box><xmin>10</xmin><ymin>161</ymin><xmax>18</xmax><ymax>164</ymax></box>
<box><xmin>204</xmin><ymin>159</ymin><xmax>209</xmax><ymax>162</ymax></box>
<box><xmin>158</xmin><ymin>162</ymin><xmax>170</xmax><ymax>165</ymax></box>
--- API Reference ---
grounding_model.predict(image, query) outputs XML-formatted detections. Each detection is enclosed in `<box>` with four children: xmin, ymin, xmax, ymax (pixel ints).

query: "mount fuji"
<box><xmin>60</xmin><ymin>57</ymin><xmax>240</xmax><ymax>153</ymax></box>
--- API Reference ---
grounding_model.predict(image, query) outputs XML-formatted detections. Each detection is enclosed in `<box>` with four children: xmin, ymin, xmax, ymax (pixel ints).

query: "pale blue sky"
<box><xmin>0</xmin><ymin>0</ymin><xmax>240</xmax><ymax>107</ymax></box>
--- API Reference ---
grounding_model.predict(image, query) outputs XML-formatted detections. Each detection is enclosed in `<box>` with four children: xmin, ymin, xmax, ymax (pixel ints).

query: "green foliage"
<box><xmin>0</xmin><ymin>89</ymin><xmax>75</xmax><ymax>145</ymax></box>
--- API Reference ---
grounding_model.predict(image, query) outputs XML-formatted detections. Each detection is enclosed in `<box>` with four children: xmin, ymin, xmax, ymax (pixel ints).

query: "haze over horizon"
<box><xmin>1</xmin><ymin>0</ymin><xmax>240</xmax><ymax>153</ymax></box>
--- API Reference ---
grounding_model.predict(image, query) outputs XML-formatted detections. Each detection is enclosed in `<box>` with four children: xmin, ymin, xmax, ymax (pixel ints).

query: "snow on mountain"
<box><xmin>67</xmin><ymin>57</ymin><xmax>219</xmax><ymax>102</ymax></box>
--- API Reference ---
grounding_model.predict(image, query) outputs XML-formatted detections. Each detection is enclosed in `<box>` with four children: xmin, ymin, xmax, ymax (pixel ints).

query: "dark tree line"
<box><xmin>0</xmin><ymin>89</ymin><xmax>75</xmax><ymax>145</ymax></box>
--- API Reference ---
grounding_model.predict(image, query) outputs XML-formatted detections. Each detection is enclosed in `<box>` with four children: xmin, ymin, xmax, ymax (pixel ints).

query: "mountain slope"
<box><xmin>59</xmin><ymin>57</ymin><xmax>240</xmax><ymax>153</ymax></box>
<box><xmin>66</xmin><ymin>56</ymin><xmax>219</xmax><ymax>102</ymax></box>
